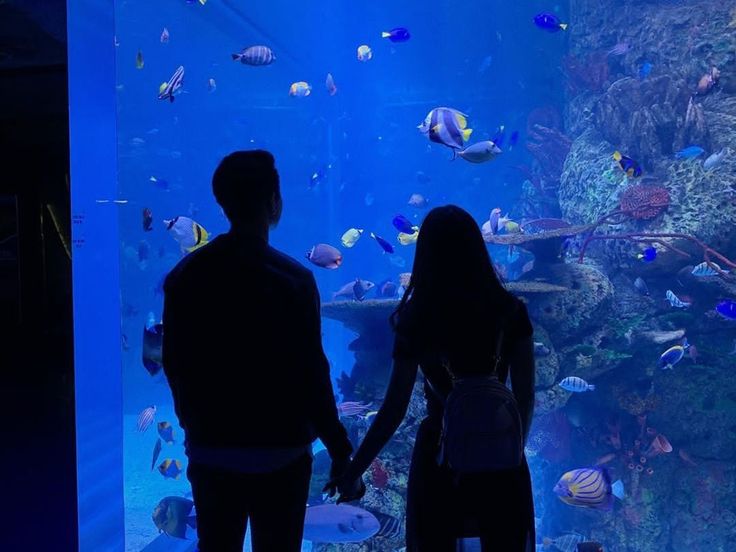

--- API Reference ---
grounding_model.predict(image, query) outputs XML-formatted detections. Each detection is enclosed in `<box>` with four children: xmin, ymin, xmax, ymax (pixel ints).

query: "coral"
<box><xmin>619</xmin><ymin>183</ymin><xmax>670</xmax><ymax>220</ymax></box>
<box><xmin>562</xmin><ymin>51</ymin><xmax>610</xmax><ymax>93</ymax></box>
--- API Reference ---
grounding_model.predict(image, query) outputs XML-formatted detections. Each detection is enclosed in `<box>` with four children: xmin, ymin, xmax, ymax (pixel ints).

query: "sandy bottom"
<box><xmin>123</xmin><ymin>409</ymin><xmax>312</xmax><ymax>552</ymax></box>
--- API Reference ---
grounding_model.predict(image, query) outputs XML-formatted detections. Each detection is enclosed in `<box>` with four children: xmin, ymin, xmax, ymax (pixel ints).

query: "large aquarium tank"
<box><xmin>68</xmin><ymin>0</ymin><xmax>736</xmax><ymax>550</ymax></box>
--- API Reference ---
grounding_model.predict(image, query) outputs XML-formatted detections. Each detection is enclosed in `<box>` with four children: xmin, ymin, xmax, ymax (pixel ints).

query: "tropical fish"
<box><xmin>289</xmin><ymin>81</ymin><xmax>312</xmax><ymax>97</ymax></box>
<box><xmin>158</xmin><ymin>66</ymin><xmax>184</xmax><ymax>102</ymax></box>
<box><xmin>534</xmin><ymin>12</ymin><xmax>568</xmax><ymax>32</ymax></box>
<box><xmin>136</xmin><ymin>50</ymin><xmax>144</xmax><ymax>69</ymax></box>
<box><xmin>151</xmin><ymin>438</ymin><xmax>162</xmax><ymax>471</ymax></box>
<box><xmin>160</xmin><ymin>27</ymin><xmax>169</xmax><ymax>43</ymax></box>
<box><xmin>398</xmin><ymin>273</ymin><xmax>411</xmax><ymax>289</ymax></box>
<box><xmin>164</xmin><ymin>216</ymin><xmax>208</xmax><ymax>253</ymax></box>
<box><xmin>637</xmin><ymin>247</ymin><xmax>657</xmax><ymax>263</ymax></box>
<box><xmin>357</xmin><ymin>45</ymin><xmax>373</xmax><ymax>62</ymax></box>
<box><xmin>534</xmin><ymin>342</ymin><xmax>551</xmax><ymax>357</ymax></box>
<box><xmin>143</xmin><ymin>322</ymin><xmax>164</xmax><ymax>376</ymax></box>
<box><xmin>333</xmin><ymin>279</ymin><xmax>375</xmax><ymax>301</ymax></box>
<box><xmin>157</xmin><ymin>422</ymin><xmax>175</xmax><ymax>444</ymax></box>
<box><xmin>634</xmin><ymin>277</ymin><xmax>649</xmax><ymax>296</ymax></box>
<box><xmin>542</xmin><ymin>533</ymin><xmax>586</xmax><ymax>552</ymax></box>
<box><xmin>309</xmin><ymin>165</ymin><xmax>329</xmax><ymax>190</ymax></box>
<box><xmin>373</xmin><ymin>511</ymin><xmax>403</xmax><ymax>538</ymax></box>
<box><xmin>696</xmin><ymin>67</ymin><xmax>720</xmax><ymax>95</ymax></box>
<box><xmin>378</xmin><ymin>279</ymin><xmax>397</xmax><ymax>297</ymax></box>
<box><xmin>337</xmin><ymin>401</ymin><xmax>373</xmax><ymax>417</ymax></box>
<box><xmin>418</xmin><ymin>107</ymin><xmax>473</xmax><ymax>151</ymax></box>
<box><xmin>613</xmin><ymin>151</ymin><xmax>642</xmax><ymax>177</ymax></box>
<box><xmin>553</xmin><ymin>466</ymin><xmax>624</xmax><ymax>510</ymax></box>
<box><xmin>306</xmin><ymin>244</ymin><xmax>343</xmax><ymax>269</ymax></box>
<box><xmin>158</xmin><ymin>459</ymin><xmax>183</xmax><ymax>479</ymax></box>
<box><xmin>455</xmin><ymin>141</ymin><xmax>502</xmax><ymax>163</ymax></box>
<box><xmin>488</xmin><ymin>208</ymin><xmax>502</xmax><ymax>235</ymax></box>
<box><xmin>675</xmin><ymin>146</ymin><xmax>705</xmax><ymax>159</ymax></box>
<box><xmin>341</xmin><ymin>228</ymin><xmax>363</xmax><ymax>248</ymax></box>
<box><xmin>382</xmin><ymin>27</ymin><xmax>411</xmax><ymax>42</ymax></box>
<box><xmin>491</xmin><ymin>125</ymin><xmax>506</xmax><ymax>147</ymax></box>
<box><xmin>408</xmin><ymin>194</ymin><xmax>428</xmax><ymax>208</ymax></box>
<box><xmin>149</xmin><ymin>176</ymin><xmax>169</xmax><ymax>190</ymax></box>
<box><xmin>152</xmin><ymin>497</ymin><xmax>197</xmax><ymax>539</ymax></box>
<box><xmin>137</xmin><ymin>405</ymin><xmax>157</xmax><ymax>432</ymax></box>
<box><xmin>500</xmin><ymin>218</ymin><xmax>521</xmax><ymax>234</ymax></box>
<box><xmin>398</xmin><ymin>228</ymin><xmax>420</xmax><ymax>245</ymax></box>
<box><xmin>325</xmin><ymin>73</ymin><xmax>337</xmax><ymax>96</ymax></box>
<box><xmin>715</xmin><ymin>299</ymin><xmax>736</xmax><ymax>321</ymax></box>
<box><xmin>703</xmin><ymin>148</ymin><xmax>727</xmax><ymax>170</ymax></box>
<box><xmin>370</xmin><ymin>233</ymin><xmax>394</xmax><ymax>254</ymax></box>
<box><xmin>142</xmin><ymin>208</ymin><xmax>153</xmax><ymax>231</ymax></box>
<box><xmin>303</xmin><ymin>504</ymin><xmax>380</xmax><ymax>543</ymax></box>
<box><xmin>659</xmin><ymin>339</ymin><xmax>689</xmax><ymax>370</ymax></box>
<box><xmin>666</xmin><ymin>290</ymin><xmax>691</xmax><ymax>308</ymax></box>
<box><xmin>639</xmin><ymin>62</ymin><xmax>653</xmax><ymax>80</ymax></box>
<box><xmin>207</xmin><ymin>78</ymin><xmax>216</xmax><ymax>92</ymax></box>
<box><xmin>691</xmin><ymin>261</ymin><xmax>728</xmax><ymax>276</ymax></box>
<box><xmin>392</xmin><ymin>215</ymin><xmax>416</xmax><ymax>235</ymax></box>
<box><xmin>232</xmin><ymin>45</ymin><xmax>275</xmax><ymax>66</ymax></box>
<box><xmin>559</xmin><ymin>377</ymin><xmax>595</xmax><ymax>393</ymax></box>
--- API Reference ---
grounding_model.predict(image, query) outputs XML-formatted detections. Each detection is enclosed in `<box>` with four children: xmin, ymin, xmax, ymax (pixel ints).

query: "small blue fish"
<box><xmin>491</xmin><ymin>125</ymin><xmax>506</xmax><ymax>148</ymax></box>
<box><xmin>370</xmin><ymin>232</ymin><xmax>394</xmax><ymax>254</ymax></box>
<box><xmin>715</xmin><ymin>299</ymin><xmax>736</xmax><ymax>321</ymax></box>
<box><xmin>392</xmin><ymin>215</ymin><xmax>416</xmax><ymax>235</ymax></box>
<box><xmin>639</xmin><ymin>62</ymin><xmax>653</xmax><ymax>80</ymax></box>
<box><xmin>637</xmin><ymin>247</ymin><xmax>657</xmax><ymax>263</ymax></box>
<box><xmin>381</xmin><ymin>27</ymin><xmax>411</xmax><ymax>43</ymax></box>
<box><xmin>558</xmin><ymin>376</ymin><xmax>595</xmax><ymax>393</ymax></box>
<box><xmin>157</xmin><ymin>421</ymin><xmax>175</xmax><ymax>444</ymax></box>
<box><xmin>659</xmin><ymin>339</ymin><xmax>689</xmax><ymax>370</ymax></box>
<box><xmin>534</xmin><ymin>12</ymin><xmax>568</xmax><ymax>32</ymax></box>
<box><xmin>675</xmin><ymin>146</ymin><xmax>705</xmax><ymax>159</ymax></box>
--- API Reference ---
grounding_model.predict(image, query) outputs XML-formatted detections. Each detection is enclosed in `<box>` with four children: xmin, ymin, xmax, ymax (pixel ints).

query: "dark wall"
<box><xmin>0</xmin><ymin>1</ymin><xmax>77</xmax><ymax>550</ymax></box>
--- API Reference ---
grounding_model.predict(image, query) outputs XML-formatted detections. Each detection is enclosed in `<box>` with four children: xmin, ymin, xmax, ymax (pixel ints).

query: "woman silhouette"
<box><xmin>327</xmin><ymin>205</ymin><xmax>536</xmax><ymax>551</ymax></box>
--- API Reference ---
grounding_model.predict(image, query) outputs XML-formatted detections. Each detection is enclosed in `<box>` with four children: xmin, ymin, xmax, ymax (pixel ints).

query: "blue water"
<box><xmin>108</xmin><ymin>0</ymin><xmax>736</xmax><ymax>551</ymax></box>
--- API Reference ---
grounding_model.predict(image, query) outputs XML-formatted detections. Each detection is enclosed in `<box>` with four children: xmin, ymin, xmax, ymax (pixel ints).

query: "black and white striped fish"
<box><xmin>418</xmin><ymin>107</ymin><xmax>473</xmax><ymax>151</ymax></box>
<box><xmin>691</xmin><ymin>261</ymin><xmax>729</xmax><ymax>277</ymax></box>
<box><xmin>372</xmin><ymin>512</ymin><xmax>403</xmax><ymax>539</ymax></box>
<box><xmin>665</xmin><ymin>289</ymin><xmax>691</xmax><ymax>308</ymax></box>
<box><xmin>158</xmin><ymin>66</ymin><xmax>184</xmax><ymax>102</ymax></box>
<box><xmin>232</xmin><ymin>45</ymin><xmax>275</xmax><ymax>66</ymax></box>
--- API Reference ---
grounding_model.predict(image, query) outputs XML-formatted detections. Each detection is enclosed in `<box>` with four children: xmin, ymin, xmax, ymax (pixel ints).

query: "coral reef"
<box><xmin>525</xmin><ymin>125</ymin><xmax>573</xmax><ymax>188</ymax></box>
<box><xmin>619</xmin><ymin>183</ymin><xmax>670</xmax><ymax>220</ymax></box>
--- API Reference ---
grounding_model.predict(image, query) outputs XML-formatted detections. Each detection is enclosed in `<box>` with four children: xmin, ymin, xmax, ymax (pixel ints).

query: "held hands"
<box><xmin>324</xmin><ymin>458</ymin><xmax>366</xmax><ymax>504</ymax></box>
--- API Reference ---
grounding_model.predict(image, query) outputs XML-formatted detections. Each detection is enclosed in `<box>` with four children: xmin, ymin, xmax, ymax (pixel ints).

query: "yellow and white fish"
<box><xmin>289</xmin><ymin>81</ymin><xmax>311</xmax><ymax>97</ymax></box>
<box><xmin>357</xmin><ymin>45</ymin><xmax>373</xmax><ymax>62</ymax></box>
<box><xmin>164</xmin><ymin>216</ymin><xmax>208</xmax><ymax>253</ymax></box>
<box><xmin>398</xmin><ymin>227</ymin><xmax>420</xmax><ymax>245</ymax></box>
<box><xmin>341</xmin><ymin>228</ymin><xmax>364</xmax><ymax>248</ymax></box>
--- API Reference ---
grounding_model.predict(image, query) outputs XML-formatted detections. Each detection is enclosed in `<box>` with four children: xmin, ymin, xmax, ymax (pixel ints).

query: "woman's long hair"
<box><xmin>392</xmin><ymin>205</ymin><xmax>514</xmax><ymax>364</ymax></box>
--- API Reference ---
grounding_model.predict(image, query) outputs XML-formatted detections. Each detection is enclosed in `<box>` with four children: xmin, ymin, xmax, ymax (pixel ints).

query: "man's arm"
<box><xmin>303</xmin><ymin>274</ymin><xmax>353</xmax><ymax>461</ymax></box>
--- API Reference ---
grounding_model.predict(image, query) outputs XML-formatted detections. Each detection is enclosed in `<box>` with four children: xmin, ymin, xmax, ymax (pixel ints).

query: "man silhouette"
<box><xmin>162</xmin><ymin>150</ymin><xmax>353</xmax><ymax>551</ymax></box>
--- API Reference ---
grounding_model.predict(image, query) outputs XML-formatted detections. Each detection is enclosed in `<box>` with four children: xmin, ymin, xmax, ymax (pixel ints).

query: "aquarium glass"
<box><xmin>71</xmin><ymin>0</ymin><xmax>736</xmax><ymax>550</ymax></box>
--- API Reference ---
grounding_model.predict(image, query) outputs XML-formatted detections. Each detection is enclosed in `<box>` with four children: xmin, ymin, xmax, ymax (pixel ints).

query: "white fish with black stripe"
<box><xmin>666</xmin><ymin>290</ymin><xmax>691</xmax><ymax>308</ymax></box>
<box><xmin>691</xmin><ymin>261</ymin><xmax>729</xmax><ymax>277</ymax></box>
<box><xmin>558</xmin><ymin>376</ymin><xmax>595</xmax><ymax>393</ymax></box>
<box><xmin>158</xmin><ymin>65</ymin><xmax>184</xmax><ymax>102</ymax></box>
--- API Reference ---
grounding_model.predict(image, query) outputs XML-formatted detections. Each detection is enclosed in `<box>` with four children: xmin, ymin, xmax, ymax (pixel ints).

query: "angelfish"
<box><xmin>164</xmin><ymin>216</ymin><xmax>209</xmax><ymax>253</ymax></box>
<box><xmin>418</xmin><ymin>107</ymin><xmax>473</xmax><ymax>151</ymax></box>
<box><xmin>158</xmin><ymin>66</ymin><xmax>184</xmax><ymax>102</ymax></box>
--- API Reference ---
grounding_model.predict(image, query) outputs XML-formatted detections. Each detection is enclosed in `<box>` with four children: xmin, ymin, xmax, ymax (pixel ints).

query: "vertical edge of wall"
<box><xmin>67</xmin><ymin>0</ymin><xmax>125</xmax><ymax>550</ymax></box>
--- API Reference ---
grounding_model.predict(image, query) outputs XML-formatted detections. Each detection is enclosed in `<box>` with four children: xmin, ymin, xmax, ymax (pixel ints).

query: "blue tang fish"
<box><xmin>419</xmin><ymin>107</ymin><xmax>473</xmax><ymax>151</ymax></box>
<box><xmin>381</xmin><ymin>27</ymin><xmax>411</xmax><ymax>42</ymax></box>
<box><xmin>659</xmin><ymin>339</ymin><xmax>689</xmax><ymax>370</ymax></box>
<box><xmin>554</xmin><ymin>466</ymin><xmax>624</xmax><ymax>510</ymax></box>
<box><xmin>639</xmin><ymin>62</ymin><xmax>653</xmax><ymax>80</ymax></box>
<box><xmin>675</xmin><ymin>146</ymin><xmax>705</xmax><ymax>159</ymax></box>
<box><xmin>716</xmin><ymin>299</ymin><xmax>736</xmax><ymax>321</ymax></box>
<box><xmin>534</xmin><ymin>12</ymin><xmax>568</xmax><ymax>32</ymax></box>
<box><xmin>637</xmin><ymin>246</ymin><xmax>657</xmax><ymax>262</ymax></box>
<box><xmin>392</xmin><ymin>215</ymin><xmax>416</xmax><ymax>235</ymax></box>
<box><xmin>370</xmin><ymin>232</ymin><xmax>395</xmax><ymax>254</ymax></box>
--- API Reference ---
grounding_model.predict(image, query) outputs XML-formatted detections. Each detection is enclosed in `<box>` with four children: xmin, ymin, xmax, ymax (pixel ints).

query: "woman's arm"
<box><xmin>508</xmin><ymin>335</ymin><xmax>535</xmax><ymax>442</ymax></box>
<box><xmin>342</xmin><ymin>358</ymin><xmax>419</xmax><ymax>483</ymax></box>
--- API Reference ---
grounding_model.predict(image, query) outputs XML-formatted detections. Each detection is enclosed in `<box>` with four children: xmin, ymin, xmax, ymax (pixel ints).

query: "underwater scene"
<box><xmin>112</xmin><ymin>0</ymin><xmax>736</xmax><ymax>550</ymax></box>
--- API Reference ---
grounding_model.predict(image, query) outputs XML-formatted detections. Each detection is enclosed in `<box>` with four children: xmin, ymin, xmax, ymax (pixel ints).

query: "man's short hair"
<box><xmin>212</xmin><ymin>150</ymin><xmax>281</xmax><ymax>224</ymax></box>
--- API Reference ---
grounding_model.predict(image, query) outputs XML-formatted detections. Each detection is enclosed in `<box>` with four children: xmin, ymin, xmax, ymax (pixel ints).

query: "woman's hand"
<box><xmin>323</xmin><ymin>474</ymin><xmax>366</xmax><ymax>504</ymax></box>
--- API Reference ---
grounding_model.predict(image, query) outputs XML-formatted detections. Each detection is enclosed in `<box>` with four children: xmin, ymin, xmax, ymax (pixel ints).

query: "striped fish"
<box><xmin>553</xmin><ymin>466</ymin><xmax>623</xmax><ymax>510</ymax></box>
<box><xmin>558</xmin><ymin>376</ymin><xmax>595</xmax><ymax>393</ymax></box>
<box><xmin>232</xmin><ymin>45</ymin><xmax>275</xmax><ymax>66</ymax></box>
<box><xmin>666</xmin><ymin>290</ymin><xmax>691</xmax><ymax>308</ymax></box>
<box><xmin>691</xmin><ymin>261</ymin><xmax>729</xmax><ymax>277</ymax></box>
<box><xmin>542</xmin><ymin>533</ymin><xmax>587</xmax><ymax>552</ymax></box>
<box><xmin>137</xmin><ymin>405</ymin><xmax>156</xmax><ymax>432</ymax></box>
<box><xmin>418</xmin><ymin>107</ymin><xmax>473</xmax><ymax>151</ymax></box>
<box><xmin>164</xmin><ymin>216</ymin><xmax>209</xmax><ymax>253</ymax></box>
<box><xmin>157</xmin><ymin>66</ymin><xmax>184</xmax><ymax>102</ymax></box>
<box><xmin>372</xmin><ymin>512</ymin><xmax>403</xmax><ymax>539</ymax></box>
<box><xmin>337</xmin><ymin>401</ymin><xmax>373</xmax><ymax>418</ymax></box>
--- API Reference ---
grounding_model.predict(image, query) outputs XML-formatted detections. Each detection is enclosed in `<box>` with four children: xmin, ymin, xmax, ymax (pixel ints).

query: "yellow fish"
<box><xmin>289</xmin><ymin>81</ymin><xmax>311</xmax><ymax>97</ymax></box>
<box><xmin>398</xmin><ymin>227</ymin><xmax>420</xmax><ymax>245</ymax></box>
<box><xmin>136</xmin><ymin>50</ymin><xmax>144</xmax><ymax>69</ymax></box>
<box><xmin>399</xmin><ymin>272</ymin><xmax>411</xmax><ymax>289</ymax></box>
<box><xmin>164</xmin><ymin>216</ymin><xmax>209</xmax><ymax>253</ymax></box>
<box><xmin>341</xmin><ymin>228</ymin><xmax>363</xmax><ymax>248</ymax></box>
<box><xmin>357</xmin><ymin>45</ymin><xmax>373</xmax><ymax>62</ymax></box>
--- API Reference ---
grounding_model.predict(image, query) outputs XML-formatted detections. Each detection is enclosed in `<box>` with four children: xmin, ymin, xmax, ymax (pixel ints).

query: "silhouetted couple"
<box><xmin>163</xmin><ymin>150</ymin><xmax>536</xmax><ymax>552</ymax></box>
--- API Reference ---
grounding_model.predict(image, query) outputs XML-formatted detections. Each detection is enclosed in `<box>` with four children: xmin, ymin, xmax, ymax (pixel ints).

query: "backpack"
<box><xmin>431</xmin><ymin>324</ymin><xmax>524</xmax><ymax>474</ymax></box>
